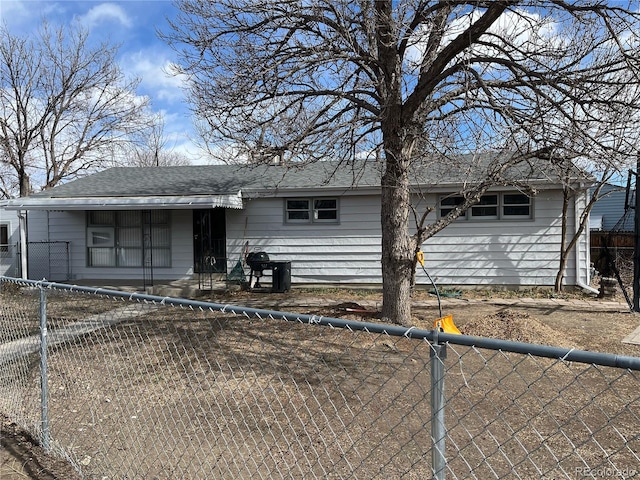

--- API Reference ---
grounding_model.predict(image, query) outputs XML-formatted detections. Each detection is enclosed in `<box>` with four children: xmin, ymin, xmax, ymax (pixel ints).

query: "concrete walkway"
<box><xmin>623</xmin><ymin>325</ymin><xmax>640</xmax><ymax>345</ymax></box>
<box><xmin>0</xmin><ymin>303</ymin><xmax>158</xmax><ymax>366</ymax></box>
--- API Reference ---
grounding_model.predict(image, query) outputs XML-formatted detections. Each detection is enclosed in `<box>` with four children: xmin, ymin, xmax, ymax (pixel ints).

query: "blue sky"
<box><xmin>0</xmin><ymin>0</ymin><xmax>200</xmax><ymax>161</ymax></box>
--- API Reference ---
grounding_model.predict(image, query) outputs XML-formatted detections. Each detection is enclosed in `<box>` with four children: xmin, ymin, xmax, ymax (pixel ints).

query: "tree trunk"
<box><xmin>380</xmin><ymin>150</ymin><xmax>414</xmax><ymax>326</ymax></box>
<box><xmin>19</xmin><ymin>168</ymin><xmax>31</xmax><ymax>197</ymax></box>
<box><xmin>554</xmin><ymin>189</ymin><xmax>571</xmax><ymax>292</ymax></box>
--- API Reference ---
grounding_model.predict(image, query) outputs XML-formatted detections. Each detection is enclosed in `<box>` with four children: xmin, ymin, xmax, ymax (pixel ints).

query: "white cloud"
<box><xmin>77</xmin><ymin>3</ymin><xmax>132</xmax><ymax>29</ymax></box>
<box><xmin>405</xmin><ymin>8</ymin><xmax>560</xmax><ymax>73</ymax></box>
<box><xmin>122</xmin><ymin>49</ymin><xmax>186</xmax><ymax>104</ymax></box>
<box><xmin>0</xmin><ymin>0</ymin><xmax>64</xmax><ymax>28</ymax></box>
<box><xmin>0</xmin><ymin>0</ymin><xmax>29</xmax><ymax>23</ymax></box>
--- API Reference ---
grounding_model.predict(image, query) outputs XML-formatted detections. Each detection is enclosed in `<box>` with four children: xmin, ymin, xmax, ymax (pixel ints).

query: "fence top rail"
<box><xmin>27</xmin><ymin>241</ymin><xmax>70</xmax><ymax>244</ymax></box>
<box><xmin>3</xmin><ymin>275</ymin><xmax>640</xmax><ymax>371</ymax></box>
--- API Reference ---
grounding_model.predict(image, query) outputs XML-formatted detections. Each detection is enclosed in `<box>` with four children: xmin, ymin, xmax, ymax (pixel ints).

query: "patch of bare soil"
<box><xmin>1</xmin><ymin>414</ymin><xmax>80</xmax><ymax>480</ymax></box>
<box><xmin>1</xmin><ymin>287</ymin><xmax>639</xmax><ymax>478</ymax></box>
<box><xmin>457</xmin><ymin>309</ymin><xmax>569</xmax><ymax>345</ymax></box>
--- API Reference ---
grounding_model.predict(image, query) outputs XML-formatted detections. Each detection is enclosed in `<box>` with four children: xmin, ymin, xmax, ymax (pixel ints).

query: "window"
<box><xmin>313</xmin><ymin>199</ymin><xmax>338</xmax><ymax>222</ymax></box>
<box><xmin>503</xmin><ymin>193</ymin><xmax>531</xmax><ymax>218</ymax></box>
<box><xmin>0</xmin><ymin>224</ymin><xmax>8</xmax><ymax>254</ymax></box>
<box><xmin>439</xmin><ymin>196</ymin><xmax>466</xmax><ymax>218</ymax></box>
<box><xmin>439</xmin><ymin>193</ymin><xmax>532</xmax><ymax>220</ymax></box>
<box><xmin>286</xmin><ymin>199</ymin><xmax>311</xmax><ymax>222</ymax></box>
<box><xmin>285</xmin><ymin>198</ymin><xmax>339</xmax><ymax>223</ymax></box>
<box><xmin>87</xmin><ymin>210</ymin><xmax>171</xmax><ymax>267</ymax></box>
<box><xmin>471</xmin><ymin>194</ymin><xmax>498</xmax><ymax>219</ymax></box>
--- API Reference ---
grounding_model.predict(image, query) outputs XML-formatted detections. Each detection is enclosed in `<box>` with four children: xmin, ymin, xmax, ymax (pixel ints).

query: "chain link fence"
<box><xmin>27</xmin><ymin>241</ymin><xmax>71</xmax><ymax>282</ymax></box>
<box><xmin>0</xmin><ymin>242</ymin><xmax>19</xmax><ymax>277</ymax></box>
<box><xmin>1</xmin><ymin>276</ymin><xmax>639</xmax><ymax>479</ymax></box>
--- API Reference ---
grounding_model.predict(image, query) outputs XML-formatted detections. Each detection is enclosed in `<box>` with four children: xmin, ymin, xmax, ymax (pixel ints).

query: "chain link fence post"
<box><xmin>430</xmin><ymin>336</ymin><xmax>447</xmax><ymax>480</ymax></box>
<box><xmin>39</xmin><ymin>284</ymin><xmax>51</xmax><ymax>452</ymax></box>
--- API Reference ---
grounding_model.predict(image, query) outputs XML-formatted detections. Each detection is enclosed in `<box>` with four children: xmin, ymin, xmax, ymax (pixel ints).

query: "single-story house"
<box><xmin>3</xmin><ymin>158</ymin><xmax>595</xmax><ymax>291</ymax></box>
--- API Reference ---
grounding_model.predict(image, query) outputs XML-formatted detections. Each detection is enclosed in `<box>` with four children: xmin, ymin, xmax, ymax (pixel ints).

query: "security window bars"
<box><xmin>285</xmin><ymin>198</ymin><xmax>339</xmax><ymax>223</ymax></box>
<box><xmin>87</xmin><ymin>210</ymin><xmax>171</xmax><ymax>267</ymax></box>
<box><xmin>439</xmin><ymin>193</ymin><xmax>532</xmax><ymax>220</ymax></box>
<box><xmin>0</xmin><ymin>224</ymin><xmax>8</xmax><ymax>254</ymax></box>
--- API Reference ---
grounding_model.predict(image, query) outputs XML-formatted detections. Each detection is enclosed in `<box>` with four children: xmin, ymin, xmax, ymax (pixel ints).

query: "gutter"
<box><xmin>4</xmin><ymin>192</ymin><xmax>244</xmax><ymax>211</ymax></box>
<box><xmin>574</xmin><ymin>193</ymin><xmax>599</xmax><ymax>294</ymax></box>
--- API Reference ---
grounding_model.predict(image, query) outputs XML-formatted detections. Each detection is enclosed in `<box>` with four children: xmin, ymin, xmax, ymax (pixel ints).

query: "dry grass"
<box><xmin>1</xmin><ymin>286</ymin><xmax>640</xmax><ymax>479</ymax></box>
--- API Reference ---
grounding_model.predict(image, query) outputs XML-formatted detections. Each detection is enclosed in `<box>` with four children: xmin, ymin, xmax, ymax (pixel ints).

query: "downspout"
<box><xmin>19</xmin><ymin>210</ymin><xmax>28</xmax><ymax>279</ymax></box>
<box><xmin>574</xmin><ymin>190</ymin><xmax>599</xmax><ymax>294</ymax></box>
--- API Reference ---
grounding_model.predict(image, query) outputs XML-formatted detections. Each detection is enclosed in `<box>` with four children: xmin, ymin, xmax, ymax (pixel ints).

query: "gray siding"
<box><xmin>226</xmin><ymin>190</ymin><xmax>584</xmax><ymax>288</ymax></box>
<box><xmin>28</xmin><ymin>210</ymin><xmax>195</xmax><ymax>282</ymax></box>
<box><xmin>225</xmin><ymin>195</ymin><xmax>383</xmax><ymax>283</ymax></box>
<box><xmin>420</xmin><ymin>190</ymin><xmax>573</xmax><ymax>287</ymax></box>
<box><xmin>22</xmin><ymin>188</ymin><xmax>588</xmax><ymax>288</ymax></box>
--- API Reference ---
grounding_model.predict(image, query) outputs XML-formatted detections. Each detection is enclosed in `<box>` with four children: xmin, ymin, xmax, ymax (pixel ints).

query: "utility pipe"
<box><xmin>574</xmin><ymin>193</ymin><xmax>599</xmax><ymax>295</ymax></box>
<box><xmin>19</xmin><ymin>211</ymin><xmax>28</xmax><ymax>279</ymax></box>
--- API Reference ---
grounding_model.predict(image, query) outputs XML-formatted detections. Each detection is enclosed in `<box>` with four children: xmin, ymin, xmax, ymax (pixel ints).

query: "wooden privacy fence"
<box><xmin>590</xmin><ymin>231</ymin><xmax>634</xmax><ymax>279</ymax></box>
<box><xmin>590</xmin><ymin>231</ymin><xmax>635</xmax><ymax>249</ymax></box>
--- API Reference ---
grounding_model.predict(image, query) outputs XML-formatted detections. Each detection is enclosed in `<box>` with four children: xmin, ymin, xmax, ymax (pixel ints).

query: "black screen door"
<box><xmin>193</xmin><ymin>209</ymin><xmax>226</xmax><ymax>274</ymax></box>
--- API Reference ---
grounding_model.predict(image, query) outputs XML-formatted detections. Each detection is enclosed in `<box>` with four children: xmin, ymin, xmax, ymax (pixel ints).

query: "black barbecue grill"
<box><xmin>246</xmin><ymin>251</ymin><xmax>291</xmax><ymax>292</ymax></box>
<box><xmin>246</xmin><ymin>251</ymin><xmax>271</xmax><ymax>274</ymax></box>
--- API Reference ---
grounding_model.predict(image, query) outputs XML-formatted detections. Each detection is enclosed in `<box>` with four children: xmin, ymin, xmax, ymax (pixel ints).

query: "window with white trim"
<box><xmin>285</xmin><ymin>198</ymin><xmax>339</xmax><ymax>223</ymax></box>
<box><xmin>439</xmin><ymin>193</ymin><xmax>531</xmax><ymax>220</ymax></box>
<box><xmin>87</xmin><ymin>210</ymin><xmax>171</xmax><ymax>267</ymax></box>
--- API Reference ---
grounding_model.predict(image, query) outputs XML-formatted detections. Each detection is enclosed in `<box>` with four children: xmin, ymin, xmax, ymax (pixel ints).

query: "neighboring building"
<box><xmin>4</xmin><ymin>158</ymin><xmax>594</xmax><ymax>290</ymax></box>
<box><xmin>589</xmin><ymin>183</ymin><xmax>636</xmax><ymax>278</ymax></box>
<box><xmin>590</xmin><ymin>183</ymin><xmax>635</xmax><ymax>232</ymax></box>
<box><xmin>0</xmin><ymin>202</ymin><xmax>21</xmax><ymax>277</ymax></box>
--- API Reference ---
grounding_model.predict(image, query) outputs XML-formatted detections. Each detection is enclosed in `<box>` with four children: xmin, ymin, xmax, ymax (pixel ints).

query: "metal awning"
<box><xmin>4</xmin><ymin>192</ymin><xmax>244</xmax><ymax>210</ymax></box>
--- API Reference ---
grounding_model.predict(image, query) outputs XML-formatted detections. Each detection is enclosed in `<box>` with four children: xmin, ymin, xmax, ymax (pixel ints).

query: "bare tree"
<box><xmin>553</xmin><ymin>143</ymin><xmax>640</xmax><ymax>293</ymax></box>
<box><xmin>163</xmin><ymin>1</ymin><xmax>640</xmax><ymax>325</ymax></box>
<box><xmin>124</xmin><ymin>116</ymin><xmax>192</xmax><ymax>167</ymax></box>
<box><xmin>0</xmin><ymin>21</ymin><xmax>156</xmax><ymax>198</ymax></box>
<box><xmin>521</xmin><ymin>64</ymin><xmax>640</xmax><ymax>291</ymax></box>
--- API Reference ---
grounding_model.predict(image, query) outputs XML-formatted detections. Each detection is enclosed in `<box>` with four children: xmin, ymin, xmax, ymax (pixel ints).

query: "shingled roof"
<box><xmin>6</xmin><ymin>155</ymin><xmax>591</xmax><ymax>210</ymax></box>
<box><xmin>26</xmin><ymin>161</ymin><xmax>380</xmax><ymax>198</ymax></box>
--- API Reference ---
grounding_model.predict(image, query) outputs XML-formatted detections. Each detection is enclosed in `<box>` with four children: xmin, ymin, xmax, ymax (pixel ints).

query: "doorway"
<box><xmin>193</xmin><ymin>208</ymin><xmax>226</xmax><ymax>274</ymax></box>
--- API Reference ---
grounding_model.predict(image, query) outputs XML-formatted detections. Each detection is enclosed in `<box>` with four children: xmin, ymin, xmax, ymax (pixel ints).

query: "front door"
<box><xmin>193</xmin><ymin>208</ymin><xmax>226</xmax><ymax>274</ymax></box>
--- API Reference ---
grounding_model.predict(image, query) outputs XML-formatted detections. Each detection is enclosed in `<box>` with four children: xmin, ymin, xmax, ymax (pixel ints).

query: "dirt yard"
<box><xmin>1</xmin><ymin>287</ymin><xmax>639</xmax><ymax>479</ymax></box>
